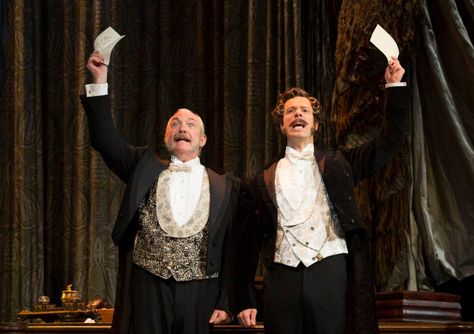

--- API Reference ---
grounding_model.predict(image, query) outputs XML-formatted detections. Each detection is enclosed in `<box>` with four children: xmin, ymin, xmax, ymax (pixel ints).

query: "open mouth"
<box><xmin>174</xmin><ymin>134</ymin><xmax>191</xmax><ymax>143</ymax></box>
<box><xmin>290</xmin><ymin>119</ymin><xmax>308</xmax><ymax>129</ymax></box>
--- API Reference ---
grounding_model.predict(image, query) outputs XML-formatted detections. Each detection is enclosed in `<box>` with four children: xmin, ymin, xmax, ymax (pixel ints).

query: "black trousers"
<box><xmin>263</xmin><ymin>254</ymin><xmax>347</xmax><ymax>334</ymax></box>
<box><xmin>130</xmin><ymin>264</ymin><xmax>219</xmax><ymax>334</ymax></box>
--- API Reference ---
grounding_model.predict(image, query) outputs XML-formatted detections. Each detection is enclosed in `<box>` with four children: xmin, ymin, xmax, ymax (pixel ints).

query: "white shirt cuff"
<box><xmin>385</xmin><ymin>82</ymin><xmax>407</xmax><ymax>88</ymax></box>
<box><xmin>85</xmin><ymin>83</ymin><xmax>108</xmax><ymax>97</ymax></box>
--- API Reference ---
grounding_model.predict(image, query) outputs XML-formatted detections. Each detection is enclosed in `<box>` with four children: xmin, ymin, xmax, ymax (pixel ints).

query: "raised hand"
<box><xmin>385</xmin><ymin>56</ymin><xmax>405</xmax><ymax>84</ymax></box>
<box><xmin>86</xmin><ymin>51</ymin><xmax>108</xmax><ymax>84</ymax></box>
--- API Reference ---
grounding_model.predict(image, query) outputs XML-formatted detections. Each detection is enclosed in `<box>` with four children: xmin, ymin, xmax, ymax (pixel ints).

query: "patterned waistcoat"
<box><xmin>133</xmin><ymin>170</ymin><xmax>218</xmax><ymax>281</ymax></box>
<box><xmin>274</xmin><ymin>161</ymin><xmax>347</xmax><ymax>267</ymax></box>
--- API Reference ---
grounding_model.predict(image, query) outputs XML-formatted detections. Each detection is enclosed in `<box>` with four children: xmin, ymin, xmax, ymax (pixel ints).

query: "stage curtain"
<box><xmin>331</xmin><ymin>0</ymin><xmax>419</xmax><ymax>290</ymax></box>
<box><xmin>0</xmin><ymin>0</ymin><xmax>340</xmax><ymax>322</ymax></box>
<box><xmin>408</xmin><ymin>0</ymin><xmax>474</xmax><ymax>289</ymax></box>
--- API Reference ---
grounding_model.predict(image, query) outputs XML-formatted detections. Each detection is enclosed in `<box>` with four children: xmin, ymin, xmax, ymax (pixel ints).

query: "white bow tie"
<box><xmin>286</xmin><ymin>150</ymin><xmax>314</xmax><ymax>163</ymax></box>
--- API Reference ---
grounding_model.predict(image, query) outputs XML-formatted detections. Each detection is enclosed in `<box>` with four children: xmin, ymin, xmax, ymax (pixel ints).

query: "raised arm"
<box><xmin>80</xmin><ymin>51</ymin><xmax>142</xmax><ymax>182</ymax></box>
<box><xmin>342</xmin><ymin>57</ymin><xmax>410</xmax><ymax>183</ymax></box>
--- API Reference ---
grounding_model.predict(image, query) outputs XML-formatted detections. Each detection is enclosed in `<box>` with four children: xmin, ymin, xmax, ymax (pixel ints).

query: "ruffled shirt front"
<box><xmin>274</xmin><ymin>144</ymin><xmax>348</xmax><ymax>267</ymax></box>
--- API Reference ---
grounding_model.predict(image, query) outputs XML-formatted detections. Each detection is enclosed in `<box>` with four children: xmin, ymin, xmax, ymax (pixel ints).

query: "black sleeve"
<box><xmin>80</xmin><ymin>95</ymin><xmax>144</xmax><ymax>182</ymax></box>
<box><xmin>341</xmin><ymin>87</ymin><xmax>410</xmax><ymax>184</ymax></box>
<box><xmin>234</xmin><ymin>177</ymin><xmax>265</xmax><ymax>312</ymax></box>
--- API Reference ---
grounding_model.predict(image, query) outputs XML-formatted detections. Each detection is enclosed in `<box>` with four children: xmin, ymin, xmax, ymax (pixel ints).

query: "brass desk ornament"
<box><xmin>61</xmin><ymin>284</ymin><xmax>83</xmax><ymax>310</ymax></box>
<box><xmin>18</xmin><ymin>284</ymin><xmax>97</xmax><ymax>322</ymax></box>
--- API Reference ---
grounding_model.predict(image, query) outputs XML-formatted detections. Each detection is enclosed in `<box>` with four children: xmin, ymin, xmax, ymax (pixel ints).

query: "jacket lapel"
<box><xmin>315</xmin><ymin>150</ymin><xmax>327</xmax><ymax>176</ymax></box>
<box><xmin>206</xmin><ymin>169</ymin><xmax>228</xmax><ymax>240</ymax></box>
<box><xmin>261</xmin><ymin>162</ymin><xmax>278</xmax><ymax>222</ymax></box>
<box><xmin>134</xmin><ymin>154</ymin><xmax>167</xmax><ymax>208</ymax></box>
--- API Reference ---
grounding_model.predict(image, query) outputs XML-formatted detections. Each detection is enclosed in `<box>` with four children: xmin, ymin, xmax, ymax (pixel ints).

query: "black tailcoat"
<box><xmin>80</xmin><ymin>95</ymin><xmax>240</xmax><ymax>334</ymax></box>
<box><xmin>236</xmin><ymin>87</ymin><xmax>409</xmax><ymax>334</ymax></box>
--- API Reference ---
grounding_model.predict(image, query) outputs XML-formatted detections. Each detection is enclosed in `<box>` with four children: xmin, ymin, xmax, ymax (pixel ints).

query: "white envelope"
<box><xmin>370</xmin><ymin>24</ymin><xmax>399</xmax><ymax>62</ymax></box>
<box><xmin>94</xmin><ymin>27</ymin><xmax>125</xmax><ymax>65</ymax></box>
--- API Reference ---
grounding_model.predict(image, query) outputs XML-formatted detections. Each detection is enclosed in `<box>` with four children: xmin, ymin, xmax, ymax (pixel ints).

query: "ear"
<box><xmin>200</xmin><ymin>134</ymin><xmax>207</xmax><ymax>148</ymax></box>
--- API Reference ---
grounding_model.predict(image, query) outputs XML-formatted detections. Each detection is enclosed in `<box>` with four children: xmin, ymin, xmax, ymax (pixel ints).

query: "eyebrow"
<box><xmin>170</xmin><ymin>116</ymin><xmax>198</xmax><ymax>123</ymax></box>
<box><xmin>286</xmin><ymin>105</ymin><xmax>310</xmax><ymax>110</ymax></box>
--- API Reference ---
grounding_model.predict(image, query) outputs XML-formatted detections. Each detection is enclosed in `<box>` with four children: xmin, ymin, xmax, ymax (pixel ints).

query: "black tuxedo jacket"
<box><xmin>80</xmin><ymin>95</ymin><xmax>240</xmax><ymax>334</ymax></box>
<box><xmin>237</xmin><ymin>87</ymin><xmax>409</xmax><ymax>334</ymax></box>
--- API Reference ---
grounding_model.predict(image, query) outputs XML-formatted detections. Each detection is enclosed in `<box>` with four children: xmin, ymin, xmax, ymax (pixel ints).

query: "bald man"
<box><xmin>80</xmin><ymin>51</ymin><xmax>239</xmax><ymax>334</ymax></box>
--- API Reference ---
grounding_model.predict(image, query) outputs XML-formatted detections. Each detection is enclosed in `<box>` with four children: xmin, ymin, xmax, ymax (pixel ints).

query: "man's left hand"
<box><xmin>209</xmin><ymin>309</ymin><xmax>232</xmax><ymax>325</ymax></box>
<box><xmin>385</xmin><ymin>56</ymin><xmax>405</xmax><ymax>83</ymax></box>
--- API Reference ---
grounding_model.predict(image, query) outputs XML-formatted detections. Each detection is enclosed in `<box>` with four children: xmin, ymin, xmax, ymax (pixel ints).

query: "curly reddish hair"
<box><xmin>271</xmin><ymin>87</ymin><xmax>321</xmax><ymax>128</ymax></box>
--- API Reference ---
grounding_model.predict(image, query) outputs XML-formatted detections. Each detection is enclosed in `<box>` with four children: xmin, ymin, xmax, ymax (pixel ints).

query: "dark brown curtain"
<box><xmin>1</xmin><ymin>0</ymin><xmax>473</xmax><ymax>324</ymax></box>
<box><xmin>0</xmin><ymin>0</ymin><xmax>333</xmax><ymax>321</ymax></box>
<box><xmin>331</xmin><ymin>0</ymin><xmax>419</xmax><ymax>290</ymax></box>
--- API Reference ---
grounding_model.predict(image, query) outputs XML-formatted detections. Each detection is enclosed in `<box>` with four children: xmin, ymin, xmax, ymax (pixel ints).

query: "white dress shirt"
<box><xmin>168</xmin><ymin>156</ymin><xmax>205</xmax><ymax>226</ymax></box>
<box><xmin>275</xmin><ymin>143</ymin><xmax>348</xmax><ymax>267</ymax></box>
<box><xmin>85</xmin><ymin>83</ymin><xmax>108</xmax><ymax>97</ymax></box>
<box><xmin>277</xmin><ymin>144</ymin><xmax>316</xmax><ymax>217</ymax></box>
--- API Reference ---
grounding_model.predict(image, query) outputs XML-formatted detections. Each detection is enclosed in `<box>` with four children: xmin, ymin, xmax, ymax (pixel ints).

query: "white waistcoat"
<box><xmin>274</xmin><ymin>157</ymin><xmax>348</xmax><ymax>267</ymax></box>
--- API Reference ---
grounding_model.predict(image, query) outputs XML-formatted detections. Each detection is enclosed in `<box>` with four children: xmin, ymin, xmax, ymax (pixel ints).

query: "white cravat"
<box><xmin>168</xmin><ymin>156</ymin><xmax>204</xmax><ymax>227</ymax></box>
<box><xmin>284</xmin><ymin>145</ymin><xmax>315</xmax><ymax>163</ymax></box>
<box><xmin>275</xmin><ymin>143</ymin><xmax>348</xmax><ymax>267</ymax></box>
<box><xmin>277</xmin><ymin>144</ymin><xmax>316</xmax><ymax>211</ymax></box>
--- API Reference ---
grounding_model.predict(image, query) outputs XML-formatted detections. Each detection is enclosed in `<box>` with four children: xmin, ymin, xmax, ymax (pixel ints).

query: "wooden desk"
<box><xmin>212</xmin><ymin>324</ymin><xmax>264</xmax><ymax>333</ymax></box>
<box><xmin>378</xmin><ymin>321</ymin><xmax>474</xmax><ymax>333</ymax></box>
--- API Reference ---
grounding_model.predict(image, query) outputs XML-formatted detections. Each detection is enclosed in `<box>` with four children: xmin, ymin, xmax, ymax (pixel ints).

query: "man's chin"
<box><xmin>170</xmin><ymin>144</ymin><xmax>200</xmax><ymax>158</ymax></box>
<box><xmin>286</xmin><ymin>131</ymin><xmax>311</xmax><ymax>139</ymax></box>
<box><xmin>171</xmin><ymin>141</ymin><xmax>191</xmax><ymax>149</ymax></box>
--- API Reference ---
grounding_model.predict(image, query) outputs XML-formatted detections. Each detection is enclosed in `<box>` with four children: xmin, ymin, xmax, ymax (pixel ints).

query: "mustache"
<box><xmin>289</xmin><ymin>119</ymin><xmax>308</xmax><ymax>127</ymax></box>
<box><xmin>174</xmin><ymin>134</ymin><xmax>191</xmax><ymax>141</ymax></box>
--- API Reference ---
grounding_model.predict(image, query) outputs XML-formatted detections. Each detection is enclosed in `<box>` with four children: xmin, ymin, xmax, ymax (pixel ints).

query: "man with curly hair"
<box><xmin>236</xmin><ymin>57</ymin><xmax>408</xmax><ymax>334</ymax></box>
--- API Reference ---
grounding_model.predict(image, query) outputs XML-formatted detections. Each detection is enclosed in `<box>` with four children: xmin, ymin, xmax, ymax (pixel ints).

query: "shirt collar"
<box><xmin>285</xmin><ymin>143</ymin><xmax>315</xmax><ymax>162</ymax></box>
<box><xmin>170</xmin><ymin>155</ymin><xmax>202</xmax><ymax>168</ymax></box>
